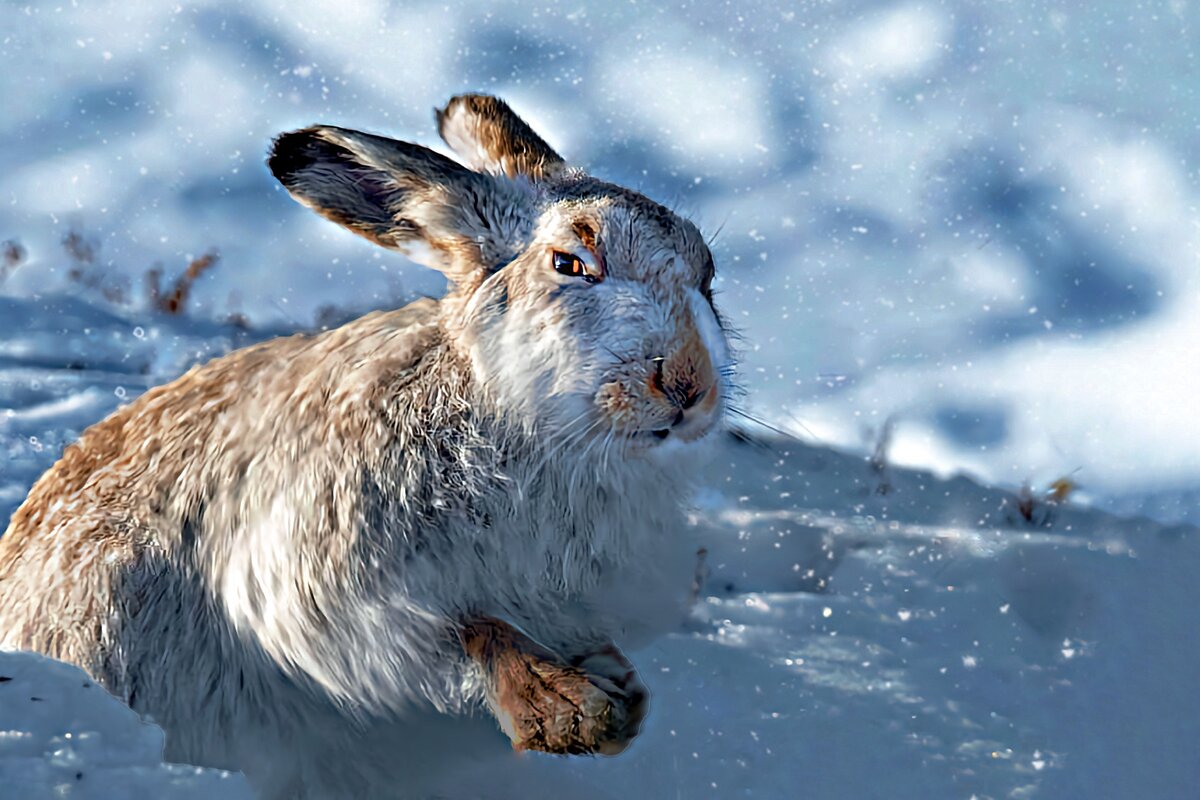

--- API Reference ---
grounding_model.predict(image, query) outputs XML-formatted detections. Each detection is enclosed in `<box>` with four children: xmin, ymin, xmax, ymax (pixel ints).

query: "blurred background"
<box><xmin>2</xmin><ymin>0</ymin><xmax>1197</xmax><ymax>524</ymax></box>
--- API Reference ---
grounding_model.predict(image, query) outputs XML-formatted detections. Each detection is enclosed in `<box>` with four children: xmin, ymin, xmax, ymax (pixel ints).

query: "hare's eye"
<box><xmin>552</xmin><ymin>251</ymin><xmax>597</xmax><ymax>283</ymax></box>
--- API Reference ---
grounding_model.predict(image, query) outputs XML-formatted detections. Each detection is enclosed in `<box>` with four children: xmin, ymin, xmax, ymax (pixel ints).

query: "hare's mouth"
<box><xmin>639</xmin><ymin>409</ymin><xmax>721</xmax><ymax>445</ymax></box>
<box><xmin>640</xmin><ymin>385</ymin><xmax>722</xmax><ymax>444</ymax></box>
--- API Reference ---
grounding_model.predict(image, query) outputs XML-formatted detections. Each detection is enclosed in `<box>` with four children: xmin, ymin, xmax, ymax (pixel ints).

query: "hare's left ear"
<box><xmin>269</xmin><ymin>125</ymin><xmax>529</xmax><ymax>284</ymax></box>
<box><xmin>436</xmin><ymin>94</ymin><xmax>566</xmax><ymax>180</ymax></box>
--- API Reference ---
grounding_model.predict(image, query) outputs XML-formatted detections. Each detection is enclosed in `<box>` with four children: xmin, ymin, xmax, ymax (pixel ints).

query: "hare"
<box><xmin>0</xmin><ymin>94</ymin><xmax>731</xmax><ymax>799</ymax></box>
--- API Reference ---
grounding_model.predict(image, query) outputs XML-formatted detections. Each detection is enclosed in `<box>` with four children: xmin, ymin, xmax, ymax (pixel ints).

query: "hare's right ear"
<box><xmin>269</xmin><ymin>125</ymin><xmax>526</xmax><ymax>283</ymax></box>
<box><xmin>436</xmin><ymin>94</ymin><xmax>566</xmax><ymax>180</ymax></box>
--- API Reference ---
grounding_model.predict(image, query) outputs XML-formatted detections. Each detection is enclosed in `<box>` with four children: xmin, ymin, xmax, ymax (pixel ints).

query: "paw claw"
<box><xmin>493</xmin><ymin>656</ymin><xmax>646</xmax><ymax>755</ymax></box>
<box><xmin>465</xmin><ymin>621</ymin><xmax>647</xmax><ymax>757</ymax></box>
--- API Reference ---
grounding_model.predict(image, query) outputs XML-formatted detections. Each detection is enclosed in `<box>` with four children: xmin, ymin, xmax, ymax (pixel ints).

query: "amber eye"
<box><xmin>552</xmin><ymin>251</ymin><xmax>597</xmax><ymax>283</ymax></box>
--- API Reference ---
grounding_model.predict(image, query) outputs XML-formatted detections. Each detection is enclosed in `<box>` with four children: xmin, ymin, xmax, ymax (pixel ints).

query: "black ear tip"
<box><xmin>267</xmin><ymin>128</ymin><xmax>322</xmax><ymax>184</ymax></box>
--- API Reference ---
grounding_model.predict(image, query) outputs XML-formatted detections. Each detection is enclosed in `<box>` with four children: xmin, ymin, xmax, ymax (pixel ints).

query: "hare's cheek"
<box><xmin>595</xmin><ymin>381</ymin><xmax>637</xmax><ymax>427</ymax></box>
<box><xmin>595</xmin><ymin>380</ymin><xmax>674</xmax><ymax>434</ymax></box>
<box><xmin>595</xmin><ymin>381</ymin><xmax>661</xmax><ymax>427</ymax></box>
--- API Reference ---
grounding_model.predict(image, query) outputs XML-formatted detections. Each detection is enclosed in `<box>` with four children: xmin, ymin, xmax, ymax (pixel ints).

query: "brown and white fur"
<box><xmin>0</xmin><ymin>94</ymin><xmax>732</xmax><ymax>799</ymax></box>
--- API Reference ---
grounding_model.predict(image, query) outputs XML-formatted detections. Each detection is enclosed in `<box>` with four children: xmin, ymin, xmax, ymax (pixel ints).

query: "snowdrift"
<box><xmin>1</xmin><ymin>293</ymin><xmax>1195</xmax><ymax>797</ymax></box>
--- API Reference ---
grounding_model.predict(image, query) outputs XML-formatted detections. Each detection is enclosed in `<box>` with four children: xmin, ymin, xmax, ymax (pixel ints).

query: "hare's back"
<box><xmin>0</xmin><ymin>297</ymin><xmax>442</xmax><ymax>573</ymax></box>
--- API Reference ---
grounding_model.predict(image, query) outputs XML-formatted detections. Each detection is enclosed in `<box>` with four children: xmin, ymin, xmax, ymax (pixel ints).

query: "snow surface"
<box><xmin>2</xmin><ymin>1</ymin><xmax>1200</xmax><ymax>797</ymax></box>
<box><xmin>0</xmin><ymin>650</ymin><xmax>252</xmax><ymax>799</ymax></box>
<box><xmin>1</xmin><ymin>293</ymin><xmax>1198</xmax><ymax>798</ymax></box>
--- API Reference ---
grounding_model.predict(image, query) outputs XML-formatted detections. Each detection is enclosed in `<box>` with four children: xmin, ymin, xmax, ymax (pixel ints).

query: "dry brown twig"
<box><xmin>1011</xmin><ymin>475</ymin><xmax>1079</xmax><ymax>526</ymax></box>
<box><xmin>1</xmin><ymin>239</ymin><xmax>26</xmax><ymax>282</ymax></box>
<box><xmin>867</xmin><ymin>415</ymin><xmax>896</xmax><ymax>495</ymax></box>
<box><xmin>689</xmin><ymin>546</ymin><xmax>709</xmax><ymax>607</ymax></box>
<box><xmin>147</xmin><ymin>251</ymin><xmax>220</xmax><ymax>315</ymax></box>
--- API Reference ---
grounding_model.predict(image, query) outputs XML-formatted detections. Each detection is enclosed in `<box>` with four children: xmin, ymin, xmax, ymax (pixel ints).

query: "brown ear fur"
<box><xmin>268</xmin><ymin>125</ymin><xmax>527</xmax><ymax>281</ymax></box>
<box><xmin>436</xmin><ymin>94</ymin><xmax>565</xmax><ymax>180</ymax></box>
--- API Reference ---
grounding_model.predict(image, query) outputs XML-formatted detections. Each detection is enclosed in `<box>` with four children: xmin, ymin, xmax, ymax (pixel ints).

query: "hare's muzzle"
<box><xmin>595</xmin><ymin>321</ymin><xmax>723</xmax><ymax>446</ymax></box>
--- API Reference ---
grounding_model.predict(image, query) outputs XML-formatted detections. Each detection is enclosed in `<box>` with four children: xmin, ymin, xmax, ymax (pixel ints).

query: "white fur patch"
<box><xmin>438</xmin><ymin>103</ymin><xmax>501</xmax><ymax>176</ymax></box>
<box><xmin>689</xmin><ymin>287</ymin><xmax>731</xmax><ymax>375</ymax></box>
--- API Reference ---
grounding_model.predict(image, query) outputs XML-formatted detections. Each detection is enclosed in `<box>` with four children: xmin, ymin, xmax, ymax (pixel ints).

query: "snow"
<box><xmin>1</xmin><ymin>290</ymin><xmax>1198</xmax><ymax>797</ymax></box>
<box><xmin>0</xmin><ymin>650</ymin><xmax>252</xmax><ymax>799</ymax></box>
<box><xmin>2</xmin><ymin>0</ymin><xmax>1199</xmax><ymax>797</ymax></box>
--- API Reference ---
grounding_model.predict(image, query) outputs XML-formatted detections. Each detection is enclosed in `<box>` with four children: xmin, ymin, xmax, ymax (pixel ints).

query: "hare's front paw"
<box><xmin>570</xmin><ymin>644</ymin><xmax>649</xmax><ymax>746</ymax></box>
<box><xmin>461</xmin><ymin>618</ymin><xmax>647</xmax><ymax>755</ymax></box>
<box><xmin>495</xmin><ymin>656</ymin><xmax>644</xmax><ymax>756</ymax></box>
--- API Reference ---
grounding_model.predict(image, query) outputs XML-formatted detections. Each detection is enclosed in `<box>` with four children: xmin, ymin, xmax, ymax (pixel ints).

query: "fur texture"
<box><xmin>0</xmin><ymin>94</ymin><xmax>732</xmax><ymax>799</ymax></box>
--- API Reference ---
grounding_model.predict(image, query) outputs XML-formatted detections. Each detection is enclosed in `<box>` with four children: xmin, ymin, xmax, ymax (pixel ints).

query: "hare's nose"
<box><xmin>680</xmin><ymin>386</ymin><xmax>707</xmax><ymax>410</ymax></box>
<box><xmin>650</xmin><ymin>352</ymin><xmax>714</xmax><ymax>415</ymax></box>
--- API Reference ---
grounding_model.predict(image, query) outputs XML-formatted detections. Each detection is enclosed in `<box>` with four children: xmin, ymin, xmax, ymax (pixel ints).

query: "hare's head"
<box><xmin>270</xmin><ymin>94</ymin><xmax>731</xmax><ymax>457</ymax></box>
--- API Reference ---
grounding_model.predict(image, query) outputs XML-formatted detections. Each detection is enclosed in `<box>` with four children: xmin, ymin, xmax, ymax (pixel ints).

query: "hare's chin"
<box><xmin>629</xmin><ymin>415</ymin><xmax>721</xmax><ymax>454</ymax></box>
<box><xmin>638</xmin><ymin>426</ymin><xmax>721</xmax><ymax>467</ymax></box>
